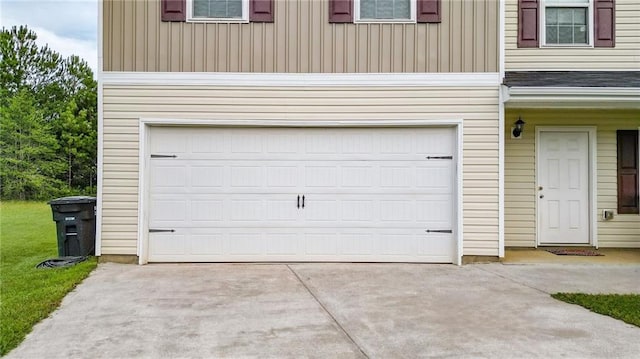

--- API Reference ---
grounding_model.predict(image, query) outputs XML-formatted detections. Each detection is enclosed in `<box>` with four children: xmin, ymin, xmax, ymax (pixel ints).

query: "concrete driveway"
<box><xmin>6</xmin><ymin>263</ymin><xmax>640</xmax><ymax>358</ymax></box>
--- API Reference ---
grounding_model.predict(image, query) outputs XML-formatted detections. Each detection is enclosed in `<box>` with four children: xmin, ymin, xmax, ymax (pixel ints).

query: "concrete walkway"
<box><xmin>6</xmin><ymin>263</ymin><xmax>640</xmax><ymax>359</ymax></box>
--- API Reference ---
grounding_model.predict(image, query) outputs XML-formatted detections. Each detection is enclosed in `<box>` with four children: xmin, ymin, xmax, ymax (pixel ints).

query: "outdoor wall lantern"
<box><xmin>512</xmin><ymin>117</ymin><xmax>525</xmax><ymax>139</ymax></box>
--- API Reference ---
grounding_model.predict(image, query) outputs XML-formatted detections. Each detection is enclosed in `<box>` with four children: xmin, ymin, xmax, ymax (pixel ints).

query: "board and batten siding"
<box><xmin>102</xmin><ymin>0</ymin><xmax>498</xmax><ymax>73</ymax></box>
<box><xmin>505</xmin><ymin>0</ymin><xmax>640</xmax><ymax>70</ymax></box>
<box><xmin>505</xmin><ymin>109</ymin><xmax>640</xmax><ymax>248</ymax></box>
<box><xmin>101</xmin><ymin>85</ymin><xmax>500</xmax><ymax>257</ymax></box>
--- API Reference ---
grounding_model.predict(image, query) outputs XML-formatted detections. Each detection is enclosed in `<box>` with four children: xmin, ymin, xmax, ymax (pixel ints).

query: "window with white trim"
<box><xmin>188</xmin><ymin>0</ymin><xmax>249</xmax><ymax>22</ymax></box>
<box><xmin>542</xmin><ymin>0</ymin><xmax>591</xmax><ymax>45</ymax></box>
<box><xmin>356</xmin><ymin>0</ymin><xmax>416</xmax><ymax>22</ymax></box>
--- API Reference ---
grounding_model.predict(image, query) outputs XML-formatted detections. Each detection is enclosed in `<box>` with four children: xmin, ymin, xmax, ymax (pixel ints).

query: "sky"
<box><xmin>1</xmin><ymin>0</ymin><xmax>98</xmax><ymax>75</ymax></box>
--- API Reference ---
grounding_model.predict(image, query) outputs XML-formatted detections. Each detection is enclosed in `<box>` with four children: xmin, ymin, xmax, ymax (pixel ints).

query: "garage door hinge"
<box><xmin>426</xmin><ymin>229</ymin><xmax>453</xmax><ymax>233</ymax></box>
<box><xmin>149</xmin><ymin>229</ymin><xmax>175</xmax><ymax>233</ymax></box>
<box><xmin>425</xmin><ymin>156</ymin><xmax>453</xmax><ymax>160</ymax></box>
<box><xmin>150</xmin><ymin>154</ymin><xmax>177</xmax><ymax>158</ymax></box>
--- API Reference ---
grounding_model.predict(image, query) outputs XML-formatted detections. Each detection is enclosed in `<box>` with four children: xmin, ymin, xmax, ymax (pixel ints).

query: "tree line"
<box><xmin>1</xmin><ymin>26</ymin><xmax>97</xmax><ymax>200</ymax></box>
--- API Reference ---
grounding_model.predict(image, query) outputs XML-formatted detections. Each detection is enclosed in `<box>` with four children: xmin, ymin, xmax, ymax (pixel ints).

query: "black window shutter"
<box><xmin>161</xmin><ymin>0</ymin><xmax>186</xmax><ymax>22</ymax></box>
<box><xmin>594</xmin><ymin>0</ymin><xmax>615</xmax><ymax>47</ymax></box>
<box><xmin>329</xmin><ymin>0</ymin><xmax>353</xmax><ymax>23</ymax></box>
<box><xmin>518</xmin><ymin>0</ymin><xmax>539</xmax><ymax>48</ymax></box>
<box><xmin>417</xmin><ymin>0</ymin><xmax>441</xmax><ymax>23</ymax></box>
<box><xmin>617</xmin><ymin>130</ymin><xmax>639</xmax><ymax>214</ymax></box>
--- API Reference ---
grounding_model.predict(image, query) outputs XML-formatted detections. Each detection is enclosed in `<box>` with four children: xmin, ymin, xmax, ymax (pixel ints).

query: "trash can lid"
<box><xmin>48</xmin><ymin>196</ymin><xmax>97</xmax><ymax>205</ymax></box>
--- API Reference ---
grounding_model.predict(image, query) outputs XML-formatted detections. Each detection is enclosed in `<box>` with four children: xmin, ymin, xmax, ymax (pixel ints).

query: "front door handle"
<box><xmin>297</xmin><ymin>195</ymin><xmax>300</xmax><ymax>208</ymax></box>
<box><xmin>302</xmin><ymin>195</ymin><xmax>305</xmax><ymax>208</ymax></box>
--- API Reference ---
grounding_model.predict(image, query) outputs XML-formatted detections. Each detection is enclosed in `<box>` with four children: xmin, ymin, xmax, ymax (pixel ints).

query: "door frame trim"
<box><xmin>535</xmin><ymin>126</ymin><xmax>598</xmax><ymax>247</ymax></box>
<box><xmin>137</xmin><ymin>118</ymin><xmax>464</xmax><ymax>265</ymax></box>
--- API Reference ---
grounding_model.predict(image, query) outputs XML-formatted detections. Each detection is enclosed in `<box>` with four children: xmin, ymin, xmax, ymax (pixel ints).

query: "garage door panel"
<box><xmin>421</xmin><ymin>233</ymin><xmax>455</xmax><ymax>257</ymax></box>
<box><xmin>341</xmin><ymin>200</ymin><xmax>375</xmax><ymax>222</ymax></box>
<box><xmin>338</xmin><ymin>233</ymin><xmax>375</xmax><ymax>255</ymax></box>
<box><xmin>266</xmin><ymin>199</ymin><xmax>301</xmax><ymax>221</ymax></box>
<box><xmin>303</xmin><ymin>199</ymin><xmax>339</xmax><ymax>222</ymax></box>
<box><xmin>230</xmin><ymin>167</ymin><xmax>264</xmax><ymax>188</ymax></box>
<box><xmin>149</xmin><ymin>200</ymin><xmax>187</xmax><ymax>223</ymax></box>
<box><xmin>264</xmin><ymin>133</ymin><xmax>300</xmax><ymax>154</ymax></box>
<box><xmin>190</xmin><ymin>200</ymin><xmax>224</xmax><ymax>222</ymax></box>
<box><xmin>190</xmin><ymin>233</ymin><xmax>224</xmax><ymax>255</ymax></box>
<box><xmin>151</xmin><ymin>165</ymin><xmax>187</xmax><ymax>188</ymax></box>
<box><xmin>147</xmin><ymin>127</ymin><xmax>457</xmax><ymax>263</ymax></box>
<box><xmin>148</xmin><ymin>228</ymin><xmax>453</xmax><ymax>262</ymax></box>
<box><xmin>150</xmin><ymin>233</ymin><xmax>186</xmax><ymax>256</ymax></box>
<box><xmin>231</xmin><ymin>133</ymin><xmax>264</xmax><ymax>153</ymax></box>
<box><xmin>266</xmin><ymin>166</ymin><xmax>300</xmax><ymax>187</ymax></box>
<box><xmin>378</xmin><ymin>232</ymin><xmax>418</xmax><ymax>256</ymax></box>
<box><xmin>150</xmin><ymin>130</ymin><xmax>189</xmax><ymax>154</ymax></box>
<box><xmin>265</xmin><ymin>232</ymin><xmax>300</xmax><ymax>255</ymax></box>
<box><xmin>191</xmin><ymin>132</ymin><xmax>226</xmax><ymax>153</ymax></box>
<box><xmin>304</xmin><ymin>232</ymin><xmax>339</xmax><ymax>255</ymax></box>
<box><xmin>416</xmin><ymin>164</ymin><xmax>454</xmax><ymax>189</ymax></box>
<box><xmin>341</xmin><ymin>165</ymin><xmax>375</xmax><ymax>188</ymax></box>
<box><xmin>191</xmin><ymin>166</ymin><xmax>225</xmax><ymax>188</ymax></box>
<box><xmin>228</xmin><ymin>232</ymin><xmax>265</xmax><ymax>255</ymax></box>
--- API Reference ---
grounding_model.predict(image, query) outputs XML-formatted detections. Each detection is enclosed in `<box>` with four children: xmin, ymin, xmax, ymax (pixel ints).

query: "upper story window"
<box><xmin>517</xmin><ymin>0</ymin><xmax>615</xmax><ymax>48</ymax></box>
<box><xmin>329</xmin><ymin>0</ymin><xmax>441</xmax><ymax>24</ymax></box>
<box><xmin>542</xmin><ymin>0</ymin><xmax>590</xmax><ymax>46</ymax></box>
<box><xmin>356</xmin><ymin>0</ymin><xmax>416</xmax><ymax>22</ymax></box>
<box><xmin>186</xmin><ymin>0</ymin><xmax>249</xmax><ymax>22</ymax></box>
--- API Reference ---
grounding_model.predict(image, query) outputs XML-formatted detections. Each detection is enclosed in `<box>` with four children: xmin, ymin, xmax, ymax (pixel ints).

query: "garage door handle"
<box><xmin>297</xmin><ymin>195</ymin><xmax>300</xmax><ymax>208</ymax></box>
<box><xmin>302</xmin><ymin>195</ymin><xmax>305</xmax><ymax>208</ymax></box>
<box><xmin>426</xmin><ymin>229</ymin><xmax>452</xmax><ymax>233</ymax></box>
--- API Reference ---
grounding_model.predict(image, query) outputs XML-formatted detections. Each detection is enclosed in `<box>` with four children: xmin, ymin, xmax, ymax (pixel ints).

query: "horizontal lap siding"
<box><xmin>101</xmin><ymin>85</ymin><xmax>500</xmax><ymax>256</ymax></box>
<box><xmin>103</xmin><ymin>0</ymin><xmax>498</xmax><ymax>73</ymax></box>
<box><xmin>505</xmin><ymin>109</ymin><xmax>640</xmax><ymax>248</ymax></box>
<box><xmin>505</xmin><ymin>0</ymin><xmax>640</xmax><ymax>70</ymax></box>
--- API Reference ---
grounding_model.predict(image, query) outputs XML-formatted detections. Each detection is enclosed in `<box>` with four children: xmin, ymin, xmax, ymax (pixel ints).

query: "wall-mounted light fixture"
<box><xmin>512</xmin><ymin>117</ymin><xmax>525</xmax><ymax>139</ymax></box>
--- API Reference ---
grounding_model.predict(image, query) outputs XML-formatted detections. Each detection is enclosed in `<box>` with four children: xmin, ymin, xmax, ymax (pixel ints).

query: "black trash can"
<box><xmin>48</xmin><ymin>196</ymin><xmax>97</xmax><ymax>257</ymax></box>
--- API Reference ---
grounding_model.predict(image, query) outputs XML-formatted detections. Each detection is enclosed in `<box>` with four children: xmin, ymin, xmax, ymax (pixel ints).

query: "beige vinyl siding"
<box><xmin>505</xmin><ymin>0</ymin><xmax>640</xmax><ymax>70</ymax></box>
<box><xmin>103</xmin><ymin>0</ymin><xmax>498</xmax><ymax>73</ymax></box>
<box><xmin>505</xmin><ymin>109</ymin><xmax>640</xmax><ymax>248</ymax></box>
<box><xmin>101</xmin><ymin>85</ymin><xmax>500</xmax><ymax>256</ymax></box>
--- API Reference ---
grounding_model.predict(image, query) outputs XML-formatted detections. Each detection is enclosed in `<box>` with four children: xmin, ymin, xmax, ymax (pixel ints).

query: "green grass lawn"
<box><xmin>0</xmin><ymin>202</ymin><xmax>97</xmax><ymax>356</ymax></box>
<box><xmin>552</xmin><ymin>293</ymin><xmax>640</xmax><ymax>327</ymax></box>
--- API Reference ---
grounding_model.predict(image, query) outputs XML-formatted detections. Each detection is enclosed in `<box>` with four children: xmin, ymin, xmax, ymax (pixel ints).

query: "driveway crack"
<box><xmin>474</xmin><ymin>264</ymin><xmax>553</xmax><ymax>295</ymax></box>
<box><xmin>286</xmin><ymin>265</ymin><xmax>369</xmax><ymax>359</ymax></box>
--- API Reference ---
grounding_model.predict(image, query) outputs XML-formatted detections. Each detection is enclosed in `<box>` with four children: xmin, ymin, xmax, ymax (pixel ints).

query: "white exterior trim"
<box><xmin>502</xmin><ymin>86</ymin><xmax>640</xmax><ymax>108</ymax></box>
<box><xmin>499</xmin><ymin>0</ymin><xmax>505</xmax><ymax>82</ymax></box>
<box><xmin>535</xmin><ymin>126</ymin><xmax>598</xmax><ymax>248</ymax></box>
<box><xmin>136</xmin><ymin>118</ymin><xmax>464</xmax><ymax>265</ymax></box>
<box><xmin>137</xmin><ymin>120</ymin><xmax>150</xmax><ymax>264</ymax></box>
<box><xmin>540</xmin><ymin>0</ymin><xmax>594</xmax><ymax>48</ymax></box>
<box><xmin>95</xmin><ymin>0</ymin><xmax>104</xmax><ymax>256</ymax></box>
<box><xmin>455</xmin><ymin>121</ymin><xmax>464</xmax><ymax>266</ymax></box>
<box><xmin>102</xmin><ymin>72</ymin><xmax>501</xmax><ymax>87</ymax></box>
<box><xmin>498</xmin><ymin>85</ymin><xmax>505</xmax><ymax>258</ymax></box>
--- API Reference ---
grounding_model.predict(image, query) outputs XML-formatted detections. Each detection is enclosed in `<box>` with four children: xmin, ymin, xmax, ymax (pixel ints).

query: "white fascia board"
<box><xmin>95</xmin><ymin>0</ymin><xmax>104</xmax><ymax>256</ymax></box>
<box><xmin>102</xmin><ymin>72</ymin><xmax>500</xmax><ymax>87</ymax></box>
<box><xmin>498</xmin><ymin>0</ymin><xmax>505</xmax><ymax>83</ymax></box>
<box><xmin>503</xmin><ymin>86</ymin><xmax>640</xmax><ymax>109</ymax></box>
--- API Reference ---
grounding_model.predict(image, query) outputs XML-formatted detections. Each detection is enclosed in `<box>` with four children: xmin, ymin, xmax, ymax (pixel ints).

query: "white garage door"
<box><xmin>146</xmin><ymin>127</ymin><xmax>457</xmax><ymax>263</ymax></box>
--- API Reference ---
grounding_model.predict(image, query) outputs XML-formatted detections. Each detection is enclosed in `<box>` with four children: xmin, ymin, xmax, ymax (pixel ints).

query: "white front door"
<box><xmin>538</xmin><ymin>131</ymin><xmax>590</xmax><ymax>245</ymax></box>
<box><xmin>146</xmin><ymin>126</ymin><xmax>457</xmax><ymax>263</ymax></box>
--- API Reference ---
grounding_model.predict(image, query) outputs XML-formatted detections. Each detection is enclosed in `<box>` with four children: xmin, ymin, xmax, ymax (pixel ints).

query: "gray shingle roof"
<box><xmin>504</xmin><ymin>71</ymin><xmax>640</xmax><ymax>88</ymax></box>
